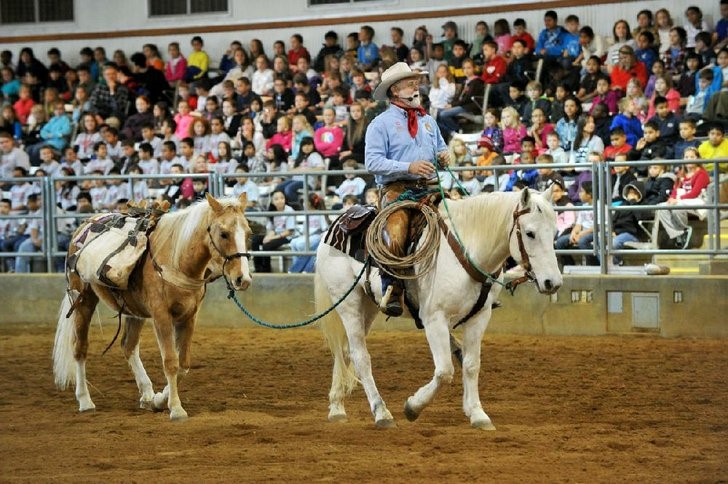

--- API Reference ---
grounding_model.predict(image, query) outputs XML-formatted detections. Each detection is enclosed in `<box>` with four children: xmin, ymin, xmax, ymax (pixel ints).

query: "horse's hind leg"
<box><xmin>151</xmin><ymin>315</ymin><xmax>187</xmax><ymax>420</ymax></box>
<box><xmin>404</xmin><ymin>317</ymin><xmax>455</xmax><ymax>422</ymax></box>
<box><xmin>341</xmin><ymin>300</ymin><xmax>395</xmax><ymax>428</ymax></box>
<box><xmin>121</xmin><ymin>316</ymin><xmax>156</xmax><ymax>410</ymax></box>
<box><xmin>54</xmin><ymin>278</ymin><xmax>99</xmax><ymax>412</ymax></box>
<box><xmin>327</xmin><ymin>300</ymin><xmax>379</xmax><ymax>423</ymax></box>
<box><xmin>461</xmin><ymin>312</ymin><xmax>495</xmax><ymax>430</ymax></box>
<box><xmin>72</xmin><ymin>286</ymin><xmax>99</xmax><ymax>412</ymax></box>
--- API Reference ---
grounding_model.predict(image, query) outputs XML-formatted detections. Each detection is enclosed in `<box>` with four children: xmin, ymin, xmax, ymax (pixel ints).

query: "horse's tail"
<box><xmin>315</xmin><ymin>270</ymin><xmax>358</xmax><ymax>396</ymax></box>
<box><xmin>53</xmin><ymin>291</ymin><xmax>78</xmax><ymax>390</ymax></box>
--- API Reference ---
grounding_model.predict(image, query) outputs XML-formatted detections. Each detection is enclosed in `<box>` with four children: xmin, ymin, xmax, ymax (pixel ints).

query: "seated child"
<box><xmin>555</xmin><ymin>180</ymin><xmax>596</xmax><ymax>266</ymax></box>
<box><xmin>544</xmin><ymin>132</ymin><xmax>567</xmax><ymax>165</ymax></box>
<box><xmin>646</xmin><ymin>95</ymin><xmax>680</xmax><ymax>143</ymax></box>
<box><xmin>505</xmin><ymin>150</ymin><xmax>538</xmax><ymax>191</ymax></box>
<box><xmin>609</xmin><ymin>97</ymin><xmax>643</xmax><ymax>147</ymax></box>
<box><xmin>589</xmin><ymin>77</ymin><xmax>619</xmax><ymax>116</ymax></box>
<box><xmin>627</xmin><ymin>120</ymin><xmax>672</xmax><ymax>164</ymax></box>
<box><xmin>643</xmin><ymin>164</ymin><xmax>676</xmax><ymax>206</ymax></box>
<box><xmin>611</xmin><ymin>152</ymin><xmax>637</xmax><ymax>203</ymax></box>
<box><xmin>611</xmin><ymin>180</ymin><xmax>646</xmax><ymax>265</ymax></box>
<box><xmin>457</xmin><ymin>162</ymin><xmax>483</xmax><ymax>195</ymax></box>
<box><xmin>534</xmin><ymin>154</ymin><xmax>561</xmax><ymax>191</ymax></box>
<box><xmin>335</xmin><ymin>158</ymin><xmax>367</xmax><ymax>200</ymax></box>
<box><xmin>551</xmin><ymin>176</ymin><xmax>575</xmax><ymax>242</ymax></box>
<box><xmin>674</xmin><ymin>118</ymin><xmax>700</xmax><ymax>160</ymax></box>
<box><xmin>603</xmin><ymin>127</ymin><xmax>632</xmax><ymax>161</ymax></box>
<box><xmin>654</xmin><ymin>148</ymin><xmax>709</xmax><ymax>249</ymax></box>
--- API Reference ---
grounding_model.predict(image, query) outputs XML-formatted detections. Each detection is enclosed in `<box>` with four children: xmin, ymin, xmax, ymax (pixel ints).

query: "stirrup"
<box><xmin>380</xmin><ymin>286</ymin><xmax>403</xmax><ymax>317</ymax></box>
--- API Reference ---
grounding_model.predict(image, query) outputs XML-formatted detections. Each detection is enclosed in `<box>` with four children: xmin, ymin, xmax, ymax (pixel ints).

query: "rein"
<box><xmin>506</xmin><ymin>207</ymin><xmax>535</xmax><ymax>291</ymax></box>
<box><xmin>436</xmin><ymin>167</ymin><xmax>535</xmax><ymax>295</ymax></box>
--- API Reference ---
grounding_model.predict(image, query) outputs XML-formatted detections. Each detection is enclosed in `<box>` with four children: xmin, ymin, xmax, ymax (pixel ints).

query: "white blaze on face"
<box><xmin>234</xmin><ymin>223</ymin><xmax>252</xmax><ymax>287</ymax></box>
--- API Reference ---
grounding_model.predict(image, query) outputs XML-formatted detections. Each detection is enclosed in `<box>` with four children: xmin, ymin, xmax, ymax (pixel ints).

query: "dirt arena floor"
<box><xmin>1</xmin><ymin>323</ymin><xmax>727</xmax><ymax>482</ymax></box>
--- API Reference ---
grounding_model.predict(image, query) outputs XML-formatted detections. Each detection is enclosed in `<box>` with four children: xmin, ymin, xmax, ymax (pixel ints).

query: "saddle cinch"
<box><xmin>69</xmin><ymin>201</ymin><xmax>169</xmax><ymax>290</ymax></box>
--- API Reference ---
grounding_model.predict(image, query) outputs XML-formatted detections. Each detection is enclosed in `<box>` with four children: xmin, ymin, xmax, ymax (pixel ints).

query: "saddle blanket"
<box><xmin>71</xmin><ymin>213</ymin><xmax>150</xmax><ymax>290</ymax></box>
<box><xmin>323</xmin><ymin>204</ymin><xmax>377</xmax><ymax>262</ymax></box>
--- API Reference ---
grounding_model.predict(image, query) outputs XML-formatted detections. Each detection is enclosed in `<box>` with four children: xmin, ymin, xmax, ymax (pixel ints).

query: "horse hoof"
<box><xmin>471</xmin><ymin>419</ymin><xmax>496</xmax><ymax>430</ymax></box>
<box><xmin>139</xmin><ymin>399</ymin><xmax>154</xmax><ymax>411</ymax></box>
<box><xmin>328</xmin><ymin>413</ymin><xmax>348</xmax><ymax>423</ymax></box>
<box><xmin>170</xmin><ymin>408</ymin><xmax>188</xmax><ymax>421</ymax></box>
<box><xmin>375</xmin><ymin>418</ymin><xmax>396</xmax><ymax>429</ymax></box>
<box><xmin>152</xmin><ymin>392</ymin><xmax>166</xmax><ymax>411</ymax></box>
<box><xmin>78</xmin><ymin>400</ymin><xmax>96</xmax><ymax>413</ymax></box>
<box><xmin>403</xmin><ymin>400</ymin><xmax>420</xmax><ymax>422</ymax></box>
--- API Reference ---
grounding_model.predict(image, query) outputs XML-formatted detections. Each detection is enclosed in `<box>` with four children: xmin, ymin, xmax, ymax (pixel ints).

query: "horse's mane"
<box><xmin>443</xmin><ymin>192</ymin><xmax>517</xmax><ymax>242</ymax></box>
<box><xmin>441</xmin><ymin>190</ymin><xmax>555</xmax><ymax>261</ymax></box>
<box><xmin>154</xmin><ymin>197</ymin><xmax>244</xmax><ymax>268</ymax></box>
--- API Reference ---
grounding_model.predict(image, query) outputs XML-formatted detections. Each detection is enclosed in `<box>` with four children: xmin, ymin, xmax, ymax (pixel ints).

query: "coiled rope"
<box><xmin>365</xmin><ymin>194</ymin><xmax>442</xmax><ymax>279</ymax></box>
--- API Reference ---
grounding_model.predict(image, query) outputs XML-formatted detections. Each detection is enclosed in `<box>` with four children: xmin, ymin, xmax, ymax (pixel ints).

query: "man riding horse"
<box><xmin>365</xmin><ymin>62</ymin><xmax>450</xmax><ymax>317</ymax></box>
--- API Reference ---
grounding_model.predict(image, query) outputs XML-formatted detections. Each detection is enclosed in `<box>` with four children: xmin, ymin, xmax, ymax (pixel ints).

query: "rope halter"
<box><xmin>207</xmin><ymin>224</ymin><xmax>251</xmax><ymax>293</ymax></box>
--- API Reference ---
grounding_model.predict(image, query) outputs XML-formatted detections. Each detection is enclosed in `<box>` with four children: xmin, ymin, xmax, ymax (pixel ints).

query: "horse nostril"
<box><xmin>544</xmin><ymin>279</ymin><xmax>553</xmax><ymax>291</ymax></box>
<box><xmin>236</xmin><ymin>276</ymin><xmax>244</xmax><ymax>287</ymax></box>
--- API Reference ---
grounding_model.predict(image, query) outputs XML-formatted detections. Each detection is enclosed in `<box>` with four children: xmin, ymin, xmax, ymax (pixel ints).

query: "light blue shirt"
<box><xmin>357</xmin><ymin>42</ymin><xmax>379</xmax><ymax>66</ymax></box>
<box><xmin>365</xmin><ymin>104</ymin><xmax>447</xmax><ymax>185</ymax></box>
<box><xmin>40</xmin><ymin>114</ymin><xmax>72</xmax><ymax>151</ymax></box>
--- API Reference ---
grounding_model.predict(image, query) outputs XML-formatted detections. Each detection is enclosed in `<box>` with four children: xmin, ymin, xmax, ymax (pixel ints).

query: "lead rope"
<box><xmin>226</xmin><ymin>259</ymin><xmax>369</xmax><ymax>329</ymax></box>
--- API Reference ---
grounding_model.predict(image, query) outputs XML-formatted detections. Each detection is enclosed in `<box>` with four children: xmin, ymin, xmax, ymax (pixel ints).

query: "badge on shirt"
<box><xmin>424</xmin><ymin>122</ymin><xmax>433</xmax><ymax>132</ymax></box>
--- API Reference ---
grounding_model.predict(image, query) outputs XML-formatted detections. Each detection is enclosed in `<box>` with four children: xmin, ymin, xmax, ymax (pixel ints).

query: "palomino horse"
<box><xmin>315</xmin><ymin>188</ymin><xmax>562</xmax><ymax>429</ymax></box>
<box><xmin>53</xmin><ymin>193</ymin><xmax>253</xmax><ymax>420</ymax></box>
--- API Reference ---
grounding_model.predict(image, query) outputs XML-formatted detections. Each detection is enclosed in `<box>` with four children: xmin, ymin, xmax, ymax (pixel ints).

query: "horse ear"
<box><xmin>542</xmin><ymin>184</ymin><xmax>554</xmax><ymax>203</ymax></box>
<box><xmin>238</xmin><ymin>192</ymin><xmax>248</xmax><ymax>208</ymax></box>
<box><xmin>520</xmin><ymin>187</ymin><xmax>531</xmax><ymax>207</ymax></box>
<box><xmin>206</xmin><ymin>193</ymin><xmax>223</xmax><ymax>214</ymax></box>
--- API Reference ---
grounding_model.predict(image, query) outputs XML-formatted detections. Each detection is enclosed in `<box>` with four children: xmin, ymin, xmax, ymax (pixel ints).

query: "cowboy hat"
<box><xmin>372</xmin><ymin>62</ymin><xmax>425</xmax><ymax>101</ymax></box>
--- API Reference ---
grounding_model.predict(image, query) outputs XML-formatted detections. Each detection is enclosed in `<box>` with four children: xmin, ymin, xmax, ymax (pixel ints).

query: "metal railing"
<box><xmin>1</xmin><ymin>158</ymin><xmax>726</xmax><ymax>274</ymax></box>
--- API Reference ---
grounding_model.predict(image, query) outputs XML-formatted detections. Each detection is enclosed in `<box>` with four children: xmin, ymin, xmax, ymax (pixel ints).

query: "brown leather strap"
<box><xmin>508</xmin><ymin>207</ymin><xmax>532</xmax><ymax>273</ymax></box>
<box><xmin>438</xmin><ymin>218</ymin><xmax>492</xmax><ymax>284</ymax></box>
<box><xmin>453</xmin><ymin>280</ymin><xmax>495</xmax><ymax>329</ymax></box>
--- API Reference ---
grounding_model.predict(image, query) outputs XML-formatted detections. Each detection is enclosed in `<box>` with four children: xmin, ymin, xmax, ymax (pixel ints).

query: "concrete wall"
<box><xmin>2</xmin><ymin>273</ymin><xmax>726</xmax><ymax>338</ymax></box>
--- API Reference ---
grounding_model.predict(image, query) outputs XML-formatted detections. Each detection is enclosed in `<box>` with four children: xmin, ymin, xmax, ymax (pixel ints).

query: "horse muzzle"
<box><xmin>536</xmin><ymin>274</ymin><xmax>562</xmax><ymax>295</ymax></box>
<box><xmin>232</xmin><ymin>275</ymin><xmax>252</xmax><ymax>291</ymax></box>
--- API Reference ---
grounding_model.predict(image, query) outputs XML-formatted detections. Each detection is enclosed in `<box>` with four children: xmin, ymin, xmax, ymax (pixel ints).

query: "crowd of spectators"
<box><xmin>1</xmin><ymin>2</ymin><xmax>727</xmax><ymax>272</ymax></box>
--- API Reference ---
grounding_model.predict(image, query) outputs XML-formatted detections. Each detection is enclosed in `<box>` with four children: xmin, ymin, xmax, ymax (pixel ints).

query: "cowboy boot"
<box><xmin>379</xmin><ymin>210</ymin><xmax>409</xmax><ymax>317</ymax></box>
<box><xmin>380</xmin><ymin>274</ymin><xmax>404</xmax><ymax>317</ymax></box>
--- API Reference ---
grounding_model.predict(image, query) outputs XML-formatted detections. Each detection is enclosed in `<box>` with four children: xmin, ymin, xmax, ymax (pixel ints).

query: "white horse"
<box><xmin>315</xmin><ymin>188</ymin><xmax>562</xmax><ymax>429</ymax></box>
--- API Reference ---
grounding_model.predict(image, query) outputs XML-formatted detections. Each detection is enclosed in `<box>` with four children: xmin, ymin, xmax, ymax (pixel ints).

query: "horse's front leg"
<box><xmin>404</xmin><ymin>315</ymin><xmax>454</xmax><ymax>422</ymax></box>
<box><xmin>461</xmin><ymin>309</ymin><xmax>496</xmax><ymax>430</ymax></box>
<box><xmin>121</xmin><ymin>316</ymin><xmax>156</xmax><ymax>410</ymax></box>
<box><xmin>151</xmin><ymin>315</ymin><xmax>187</xmax><ymax>420</ymax></box>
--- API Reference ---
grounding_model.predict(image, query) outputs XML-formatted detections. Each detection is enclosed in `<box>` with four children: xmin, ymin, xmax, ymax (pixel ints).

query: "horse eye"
<box><xmin>220</xmin><ymin>231</ymin><xmax>229</xmax><ymax>240</ymax></box>
<box><xmin>526</xmin><ymin>231</ymin><xmax>535</xmax><ymax>239</ymax></box>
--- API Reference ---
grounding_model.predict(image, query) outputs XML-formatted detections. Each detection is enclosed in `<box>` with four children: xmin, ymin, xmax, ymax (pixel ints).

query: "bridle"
<box><xmin>206</xmin><ymin>224</ymin><xmax>251</xmax><ymax>292</ymax></box>
<box><xmin>506</xmin><ymin>205</ymin><xmax>536</xmax><ymax>291</ymax></box>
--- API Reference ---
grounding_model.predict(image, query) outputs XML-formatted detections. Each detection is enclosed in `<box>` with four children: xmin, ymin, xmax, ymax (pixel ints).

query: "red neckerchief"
<box><xmin>392</xmin><ymin>100</ymin><xmax>426</xmax><ymax>138</ymax></box>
